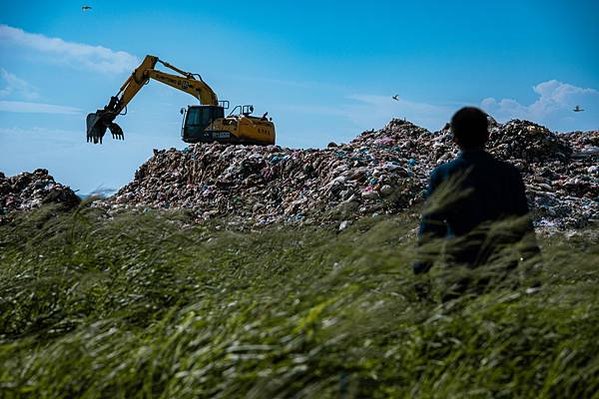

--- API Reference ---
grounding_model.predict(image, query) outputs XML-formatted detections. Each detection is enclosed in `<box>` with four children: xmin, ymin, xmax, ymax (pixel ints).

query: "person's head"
<box><xmin>450</xmin><ymin>107</ymin><xmax>489</xmax><ymax>150</ymax></box>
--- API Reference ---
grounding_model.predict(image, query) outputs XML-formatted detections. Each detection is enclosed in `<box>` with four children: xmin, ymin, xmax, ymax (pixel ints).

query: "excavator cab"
<box><xmin>181</xmin><ymin>105</ymin><xmax>226</xmax><ymax>143</ymax></box>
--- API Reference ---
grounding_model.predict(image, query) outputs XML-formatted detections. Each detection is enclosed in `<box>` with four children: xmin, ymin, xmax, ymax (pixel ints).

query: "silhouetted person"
<box><xmin>414</xmin><ymin>107</ymin><xmax>540</xmax><ymax>288</ymax></box>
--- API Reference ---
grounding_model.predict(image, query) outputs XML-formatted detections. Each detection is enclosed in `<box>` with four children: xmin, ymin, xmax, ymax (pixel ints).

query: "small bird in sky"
<box><xmin>82</xmin><ymin>5</ymin><xmax>92</xmax><ymax>11</ymax></box>
<box><xmin>392</xmin><ymin>94</ymin><xmax>400</xmax><ymax>101</ymax></box>
<box><xmin>573</xmin><ymin>105</ymin><xmax>584</xmax><ymax>112</ymax></box>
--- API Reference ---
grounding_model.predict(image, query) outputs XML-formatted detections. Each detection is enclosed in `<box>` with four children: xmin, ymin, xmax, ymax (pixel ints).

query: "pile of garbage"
<box><xmin>0</xmin><ymin>169</ymin><xmax>80</xmax><ymax>224</ymax></box>
<box><xmin>107</xmin><ymin>119</ymin><xmax>598</xmax><ymax>230</ymax></box>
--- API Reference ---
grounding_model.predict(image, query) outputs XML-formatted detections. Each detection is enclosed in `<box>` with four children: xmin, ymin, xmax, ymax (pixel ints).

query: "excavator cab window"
<box><xmin>181</xmin><ymin>105</ymin><xmax>225</xmax><ymax>143</ymax></box>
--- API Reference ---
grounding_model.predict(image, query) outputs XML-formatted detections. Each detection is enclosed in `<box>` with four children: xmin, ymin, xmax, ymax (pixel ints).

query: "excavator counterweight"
<box><xmin>86</xmin><ymin>55</ymin><xmax>275</xmax><ymax>145</ymax></box>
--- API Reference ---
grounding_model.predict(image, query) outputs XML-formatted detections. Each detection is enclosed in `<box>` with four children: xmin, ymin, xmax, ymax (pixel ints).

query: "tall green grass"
<box><xmin>0</xmin><ymin>205</ymin><xmax>597</xmax><ymax>398</ymax></box>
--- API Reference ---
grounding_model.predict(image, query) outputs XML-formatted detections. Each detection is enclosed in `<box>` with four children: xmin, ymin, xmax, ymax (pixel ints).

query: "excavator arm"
<box><xmin>86</xmin><ymin>55</ymin><xmax>219</xmax><ymax>144</ymax></box>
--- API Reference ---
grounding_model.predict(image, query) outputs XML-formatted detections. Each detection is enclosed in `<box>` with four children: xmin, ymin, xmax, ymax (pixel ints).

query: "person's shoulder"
<box><xmin>430</xmin><ymin>160</ymin><xmax>452</xmax><ymax>179</ymax></box>
<box><xmin>434</xmin><ymin>157</ymin><xmax>465</xmax><ymax>173</ymax></box>
<box><xmin>429</xmin><ymin>158</ymin><xmax>464</xmax><ymax>186</ymax></box>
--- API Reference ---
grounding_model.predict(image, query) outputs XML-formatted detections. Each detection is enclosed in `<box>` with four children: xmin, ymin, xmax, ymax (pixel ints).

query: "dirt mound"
<box><xmin>0</xmin><ymin>169</ymin><xmax>80</xmax><ymax>223</ymax></box>
<box><xmin>106</xmin><ymin>119</ymin><xmax>597</xmax><ymax>230</ymax></box>
<box><xmin>488</xmin><ymin>119</ymin><xmax>572</xmax><ymax>163</ymax></box>
<box><xmin>110</xmin><ymin>140</ymin><xmax>423</xmax><ymax>226</ymax></box>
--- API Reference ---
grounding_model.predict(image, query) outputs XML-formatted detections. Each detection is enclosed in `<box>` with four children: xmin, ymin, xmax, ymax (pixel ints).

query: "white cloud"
<box><xmin>0</xmin><ymin>68</ymin><xmax>39</xmax><ymax>100</ymax></box>
<box><xmin>481</xmin><ymin>80</ymin><xmax>598</xmax><ymax>127</ymax></box>
<box><xmin>0</xmin><ymin>100</ymin><xmax>80</xmax><ymax>114</ymax></box>
<box><xmin>0</xmin><ymin>24</ymin><xmax>139</xmax><ymax>74</ymax></box>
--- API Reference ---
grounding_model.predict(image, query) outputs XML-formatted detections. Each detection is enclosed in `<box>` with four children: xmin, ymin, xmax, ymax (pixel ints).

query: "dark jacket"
<box><xmin>414</xmin><ymin>149</ymin><xmax>538</xmax><ymax>274</ymax></box>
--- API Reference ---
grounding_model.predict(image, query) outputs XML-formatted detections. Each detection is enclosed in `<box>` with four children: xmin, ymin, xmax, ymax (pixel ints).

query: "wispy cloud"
<box><xmin>0</xmin><ymin>100</ymin><xmax>80</xmax><ymax>114</ymax></box>
<box><xmin>0</xmin><ymin>68</ymin><xmax>39</xmax><ymax>100</ymax></box>
<box><xmin>0</xmin><ymin>126</ymin><xmax>81</xmax><ymax>146</ymax></box>
<box><xmin>0</xmin><ymin>24</ymin><xmax>139</xmax><ymax>74</ymax></box>
<box><xmin>342</xmin><ymin>94</ymin><xmax>454</xmax><ymax>131</ymax></box>
<box><xmin>481</xmin><ymin>80</ymin><xmax>598</xmax><ymax>129</ymax></box>
<box><xmin>232</xmin><ymin>74</ymin><xmax>346</xmax><ymax>92</ymax></box>
<box><xmin>276</xmin><ymin>94</ymin><xmax>455</xmax><ymax>140</ymax></box>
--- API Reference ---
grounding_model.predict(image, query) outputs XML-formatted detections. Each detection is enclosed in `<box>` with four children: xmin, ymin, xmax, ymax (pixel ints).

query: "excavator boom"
<box><xmin>86</xmin><ymin>55</ymin><xmax>218</xmax><ymax>143</ymax></box>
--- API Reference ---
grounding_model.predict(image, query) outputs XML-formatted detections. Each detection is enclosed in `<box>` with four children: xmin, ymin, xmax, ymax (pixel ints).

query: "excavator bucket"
<box><xmin>86</xmin><ymin>110</ymin><xmax>124</xmax><ymax>144</ymax></box>
<box><xmin>86</xmin><ymin>112</ymin><xmax>107</xmax><ymax>144</ymax></box>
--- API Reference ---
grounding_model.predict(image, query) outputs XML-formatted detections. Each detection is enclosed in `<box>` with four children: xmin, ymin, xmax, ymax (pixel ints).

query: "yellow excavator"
<box><xmin>86</xmin><ymin>55</ymin><xmax>276</xmax><ymax>145</ymax></box>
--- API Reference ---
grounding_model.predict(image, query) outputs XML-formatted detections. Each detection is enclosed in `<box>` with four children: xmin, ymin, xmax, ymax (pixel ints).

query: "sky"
<box><xmin>1</xmin><ymin>0</ymin><xmax>598</xmax><ymax>194</ymax></box>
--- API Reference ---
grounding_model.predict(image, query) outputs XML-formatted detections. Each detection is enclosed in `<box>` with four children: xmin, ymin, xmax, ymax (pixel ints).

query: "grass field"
<box><xmin>0</xmin><ymin>204</ymin><xmax>598</xmax><ymax>398</ymax></box>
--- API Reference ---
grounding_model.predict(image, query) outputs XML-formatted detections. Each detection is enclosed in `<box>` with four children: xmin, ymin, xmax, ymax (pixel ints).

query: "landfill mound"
<box><xmin>107</xmin><ymin>119</ymin><xmax>598</xmax><ymax>229</ymax></box>
<box><xmin>0</xmin><ymin>169</ymin><xmax>80</xmax><ymax>223</ymax></box>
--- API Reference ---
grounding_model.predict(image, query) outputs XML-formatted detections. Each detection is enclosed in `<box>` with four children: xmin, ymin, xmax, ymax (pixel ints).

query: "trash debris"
<box><xmin>0</xmin><ymin>169</ymin><xmax>80</xmax><ymax>224</ymax></box>
<box><xmin>103</xmin><ymin>118</ymin><xmax>597</xmax><ymax>231</ymax></box>
<box><xmin>2</xmin><ymin>119</ymin><xmax>595</xmax><ymax>231</ymax></box>
<box><xmin>339</xmin><ymin>220</ymin><xmax>351</xmax><ymax>231</ymax></box>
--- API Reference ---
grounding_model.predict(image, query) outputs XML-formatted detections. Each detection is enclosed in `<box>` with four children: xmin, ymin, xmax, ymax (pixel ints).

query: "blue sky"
<box><xmin>1</xmin><ymin>0</ymin><xmax>598</xmax><ymax>194</ymax></box>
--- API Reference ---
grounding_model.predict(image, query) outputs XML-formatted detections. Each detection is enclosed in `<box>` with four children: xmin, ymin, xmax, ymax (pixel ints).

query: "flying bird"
<box><xmin>82</xmin><ymin>5</ymin><xmax>92</xmax><ymax>11</ymax></box>
<box><xmin>392</xmin><ymin>94</ymin><xmax>400</xmax><ymax>101</ymax></box>
<box><xmin>573</xmin><ymin>105</ymin><xmax>584</xmax><ymax>112</ymax></box>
